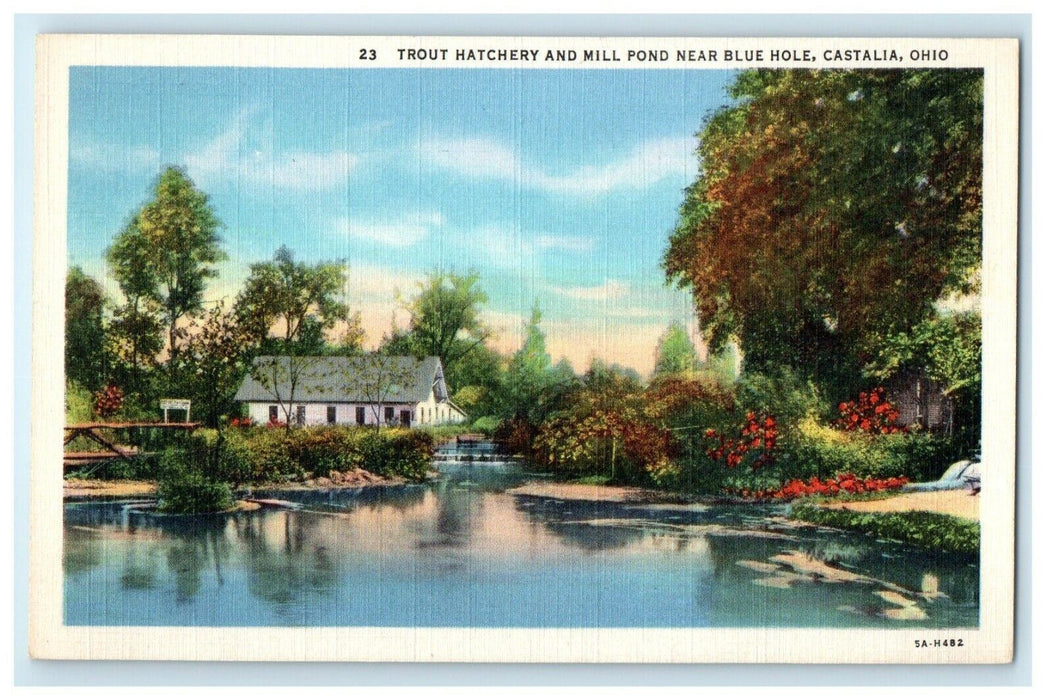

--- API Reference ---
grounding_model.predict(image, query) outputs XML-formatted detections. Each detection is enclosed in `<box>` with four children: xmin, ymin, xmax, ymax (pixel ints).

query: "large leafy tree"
<box><xmin>65</xmin><ymin>267</ymin><xmax>108</xmax><ymax>391</ymax></box>
<box><xmin>235</xmin><ymin>246</ymin><xmax>348</xmax><ymax>352</ymax></box>
<box><xmin>665</xmin><ymin>69</ymin><xmax>983</xmax><ymax>393</ymax></box>
<box><xmin>109</xmin><ymin>167</ymin><xmax>225</xmax><ymax>368</ymax></box>
<box><xmin>399</xmin><ymin>270</ymin><xmax>491</xmax><ymax>389</ymax></box>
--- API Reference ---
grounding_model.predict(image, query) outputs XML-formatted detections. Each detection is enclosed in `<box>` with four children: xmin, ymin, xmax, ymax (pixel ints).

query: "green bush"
<box><xmin>471</xmin><ymin>415</ymin><xmax>501</xmax><ymax>434</ymax></box>
<box><xmin>780</xmin><ymin>427</ymin><xmax>958</xmax><ymax>484</ymax></box>
<box><xmin>65</xmin><ymin>381</ymin><xmax>95</xmax><ymax>424</ymax></box>
<box><xmin>156</xmin><ymin>448</ymin><xmax>234</xmax><ymax>514</ymax></box>
<box><xmin>221</xmin><ymin>426</ymin><xmax>436</xmax><ymax>483</ymax></box>
<box><xmin>790</xmin><ymin>503</ymin><xmax>979</xmax><ymax>554</ymax></box>
<box><xmin>354</xmin><ymin>429</ymin><xmax>434</xmax><ymax>480</ymax></box>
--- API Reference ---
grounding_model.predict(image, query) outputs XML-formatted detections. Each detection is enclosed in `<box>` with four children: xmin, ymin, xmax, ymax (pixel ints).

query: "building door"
<box><xmin>296</xmin><ymin>405</ymin><xmax>306</xmax><ymax>426</ymax></box>
<box><xmin>400</xmin><ymin>409</ymin><xmax>411</xmax><ymax>427</ymax></box>
<box><xmin>355</xmin><ymin>406</ymin><xmax>365</xmax><ymax>425</ymax></box>
<box><xmin>327</xmin><ymin>406</ymin><xmax>337</xmax><ymax>424</ymax></box>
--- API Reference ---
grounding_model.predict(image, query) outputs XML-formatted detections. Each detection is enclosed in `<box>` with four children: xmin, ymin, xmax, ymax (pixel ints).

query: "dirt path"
<box><xmin>64</xmin><ymin>479</ymin><xmax>156</xmax><ymax>500</ymax></box>
<box><xmin>818</xmin><ymin>489</ymin><xmax>979</xmax><ymax>521</ymax></box>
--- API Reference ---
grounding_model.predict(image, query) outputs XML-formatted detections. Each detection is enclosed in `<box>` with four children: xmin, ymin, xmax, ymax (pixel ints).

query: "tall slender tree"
<box><xmin>112</xmin><ymin>167</ymin><xmax>225</xmax><ymax>367</ymax></box>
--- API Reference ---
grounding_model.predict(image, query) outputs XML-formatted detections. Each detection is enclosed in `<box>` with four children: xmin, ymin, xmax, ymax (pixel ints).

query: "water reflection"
<box><xmin>64</xmin><ymin>459</ymin><xmax>979</xmax><ymax>628</ymax></box>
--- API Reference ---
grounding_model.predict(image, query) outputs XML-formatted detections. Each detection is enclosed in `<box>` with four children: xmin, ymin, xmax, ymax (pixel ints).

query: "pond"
<box><xmin>64</xmin><ymin>448</ymin><xmax>979</xmax><ymax>628</ymax></box>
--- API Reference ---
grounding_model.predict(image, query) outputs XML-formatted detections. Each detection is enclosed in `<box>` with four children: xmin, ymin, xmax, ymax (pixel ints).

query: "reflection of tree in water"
<box><xmin>420</xmin><ymin>479</ymin><xmax>476</xmax><ymax>549</ymax></box>
<box><xmin>235</xmin><ymin>511</ymin><xmax>337</xmax><ymax>608</ymax></box>
<box><xmin>63</xmin><ymin>527</ymin><xmax>102</xmax><ymax>575</ymax></box>
<box><xmin>161</xmin><ymin>518</ymin><xmax>232</xmax><ymax>603</ymax></box>
<box><xmin>120</xmin><ymin>555</ymin><xmax>158</xmax><ymax>590</ymax></box>
<box><xmin>511</xmin><ymin>497</ymin><xmax>648</xmax><ymax>553</ymax></box>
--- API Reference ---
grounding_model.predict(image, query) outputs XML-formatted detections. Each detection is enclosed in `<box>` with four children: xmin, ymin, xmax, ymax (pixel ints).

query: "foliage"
<box><xmin>213</xmin><ymin>426</ymin><xmax>436</xmax><ymax>483</ymax></box>
<box><xmin>780</xmin><ymin>423</ymin><xmax>954</xmax><ymax>484</ymax></box>
<box><xmin>834</xmin><ymin>386</ymin><xmax>905</xmax><ymax>434</ymax></box>
<box><xmin>790</xmin><ymin>503</ymin><xmax>980</xmax><ymax>554</ymax></box>
<box><xmin>235</xmin><ymin>246</ymin><xmax>348</xmax><ymax>348</ymax></box>
<box><xmin>397</xmin><ymin>270</ymin><xmax>491</xmax><ymax>390</ymax></box>
<box><xmin>65</xmin><ymin>381</ymin><xmax>95</xmax><ymax>424</ymax></box>
<box><xmin>105</xmin><ymin>299</ymin><xmax>164</xmax><ymax>402</ymax></box>
<box><xmin>665</xmin><ymin>69</ymin><xmax>983</xmax><ymax>394</ymax></box>
<box><xmin>156</xmin><ymin>447</ymin><xmax>235</xmax><ymax>515</ymax></box>
<box><xmin>653</xmin><ymin>321</ymin><xmax>701</xmax><ymax>377</ymax></box>
<box><xmin>737</xmin><ymin>472</ymin><xmax>909</xmax><ymax>500</ymax></box>
<box><xmin>65</xmin><ymin>267</ymin><xmax>108</xmax><ymax>391</ymax></box>
<box><xmin>171</xmin><ymin>304</ymin><xmax>255</xmax><ymax>428</ymax></box>
<box><xmin>470</xmin><ymin>415</ymin><xmax>501</xmax><ymax>434</ymax></box>
<box><xmin>92</xmin><ymin>385</ymin><xmax>125</xmax><ymax>417</ymax></box>
<box><xmin>701</xmin><ymin>411</ymin><xmax>779</xmax><ymax>469</ymax></box>
<box><xmin>181</xmin><ymin>429</ymin><xmax>256</xmax><ymax>487</ymax></box>
<box><xmin>109</xmin><ymin>167</ymin><xmax>225</xmax><ymax>368</ymax></box>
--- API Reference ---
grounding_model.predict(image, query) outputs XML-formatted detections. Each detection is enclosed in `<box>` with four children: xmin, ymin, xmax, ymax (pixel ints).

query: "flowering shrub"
<box><xmin>265</xmin><ymin>418</ymin><xmax>287</xmax><ymax>429</ymax></box>
<box><xmin>734</xmin><ymin>472</ymin><xmax>909</xmax><ymax>500</ymax></box>
<box><xmin>835</xmin><ymin>387</ymin><xmax>905</xmax><ymax>434</ymax></box>
<box><xmin>92</xmin><ymin>384</ymin><xmax>124</xmax><ymax>417</ymax></box>
<box><xmin>703</xmin><ymin>411</ymin><xmax>779</xmax><ymax>469</ymax></box>
<box><xmin>532</xmin><ymin>409</ymin><xmax>675</xmax><ymax>481</ymax></box>
<box><xmin>229</xmin><ymin>416</ymin><xmax>253</xmax><ymax>428</ymax></box>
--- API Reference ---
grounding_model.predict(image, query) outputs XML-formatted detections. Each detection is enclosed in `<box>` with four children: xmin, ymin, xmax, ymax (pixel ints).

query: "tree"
<box><xmin>106</xmin><ymin>299</ymin><xmax>164</xmax><ymax>402</ymax></box>
<box><xmin>106</xmin><ymin>218</ymin><xmax>165</xmax><ymax>400</ymax></box>
<box><xmin>400</xmin><ymin>270</ymin><xmax>491</xmax><ymax>389</ymax></box>
<box><xmin>664</xmin><ymin>69</ymin><xmax>983</xmax><ymax>394</ymax></box>
<box><xmin>653</xmin><ymin>322</ymin><xmax>701</xmax><ymax>378</ymax></box>
<box><xmin>171</xmin><ymin>304</ymin><xmax>254</xmax><ymax>428</ymax></box>
<box><xmin>109</xmin><ymin>167</ymin><xmax>225</xmax><ymax>369</ymax></box>
<box><xmin>501</xmin><ymin>303</ymin><xmax>577</xmax><ymax>425</ymax></box>
<box><xmin>65</xmin><ymin>267</ymin><xmax>108</xmax><ymax>391</ymax></box>
<box><xmin>235</xmin><ymin>246</ymin><xmax>348</xmax><ymax>348</ymax></box>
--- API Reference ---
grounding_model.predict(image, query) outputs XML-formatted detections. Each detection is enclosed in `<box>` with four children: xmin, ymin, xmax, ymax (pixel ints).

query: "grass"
<box><xmin>790</xmin><ymin>502</ymin><xmax>979</xmax><ymax>554</ymax></box>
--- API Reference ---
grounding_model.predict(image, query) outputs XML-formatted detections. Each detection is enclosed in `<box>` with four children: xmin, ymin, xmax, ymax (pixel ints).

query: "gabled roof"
<box><xmin>234</xmin><ymin>355</ymin><xmax>446</xmax><ymax>405</ymax></box>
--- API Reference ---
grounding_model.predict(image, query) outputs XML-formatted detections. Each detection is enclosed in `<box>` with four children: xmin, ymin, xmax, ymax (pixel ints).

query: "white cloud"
<box><xmin>183</xmin><ymin>108</ymin><xmax>357</xmax><ymax>191</ymax></box>
<box><xmin>419</xmin><ymin>136</ymin><xmax>694</xmax><ymax>196</ymax></box>
<box><xmin>336</xmin><ymin>212</ymin><xmax>443</xmax><ymax>248</ymax></box>
<box><xmin>535</xmin><ymin>234</ymin><xmax>595</xmax><ymax>253</ymax></box>
<box><xmin>544</xmin><ymin>280</ymin><xmax>630</xmax><ymax>302</ymax></box>
<box><xmin>70</xmin><ymin>140</ymin><xmax>159</xmax><ymax>172</ymax></box>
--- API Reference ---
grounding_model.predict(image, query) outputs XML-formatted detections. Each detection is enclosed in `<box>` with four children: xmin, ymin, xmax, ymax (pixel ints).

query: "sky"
<box><xmin>67</xmin><ymin>66</ymin><xmax>736</xmax><ymax>374</ymax></box>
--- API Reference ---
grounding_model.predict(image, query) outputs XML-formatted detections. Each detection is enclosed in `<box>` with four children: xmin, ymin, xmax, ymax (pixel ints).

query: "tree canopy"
<box><xmin>108</xmin><ymin>167</ymin><xmax>225</xmax><ymax>363</ymax></box>
<box><xmin>65</xmin><ymin>267</ymin><xmax>108</xmax><ymax>391</ymax></box>
<box><xmin>235</xmin><ymin>246</ymin><xmax>349</xmax><ymax>351</ymax></box>
<box><xmin>664</xmin><ymin>69</ymin><xmax>983</xmax><ymax>391</ymax></box>
<box><xmin>397</xmin><ymin>270</ymin><xmax>491</xmax><ymax>389</ymax></box>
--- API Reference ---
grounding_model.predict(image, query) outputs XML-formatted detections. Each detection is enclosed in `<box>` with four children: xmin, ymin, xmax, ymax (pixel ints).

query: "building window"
<box><xmin>269</xmin><ymin>405</ymin><xmax>278</xmax><ymax>422</ymax></box>
<box><xmin>295</xmin><ymin>405</ymin><xmax>306</xmax><ymax>426</ymax></box>
<box><xmin>355</xmin><ymin>406</ymin><xmax>365</xmax><ymax>425</ymax></box>
<box><xmin>384</xmin><ymin>406</ymin><xmax>395</xmax><ymax>424</ymax></box>
<box><xmin>327</xmin><ymin>406</ymin><xmax>337</xmax><ymax>424</ymax></box>
<box><xmin>400</xmin><ymin>409</ymin><xmax>411</xmax><ymax>427</ymax></box>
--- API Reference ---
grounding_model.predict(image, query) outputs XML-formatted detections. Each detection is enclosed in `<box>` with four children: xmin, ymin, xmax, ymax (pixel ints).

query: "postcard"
<box><xmin>31</xmin><ymin>34</ymin><xmax>1019</xmax><ymax>663</ymax></box>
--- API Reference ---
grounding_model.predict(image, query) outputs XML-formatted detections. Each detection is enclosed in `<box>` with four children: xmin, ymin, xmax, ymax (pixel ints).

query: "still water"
<box><xmin>64</xmin><ymin>453</ymin><xmax>979</xmax><ymax>628</ymax></box>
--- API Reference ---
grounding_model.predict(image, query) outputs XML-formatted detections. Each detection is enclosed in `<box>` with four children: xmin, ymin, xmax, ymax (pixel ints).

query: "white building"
<box><xmin>234</xmin><ymin>355</ymin><xmax>467</xmax><ymax>428</ymax></box>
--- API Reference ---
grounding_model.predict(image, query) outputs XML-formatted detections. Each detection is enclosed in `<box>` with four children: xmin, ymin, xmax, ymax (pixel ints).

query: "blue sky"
<box><xmin>67</xmin><ymin>66</ymin><xmax>735</xmax><ymax>373</ymax></box>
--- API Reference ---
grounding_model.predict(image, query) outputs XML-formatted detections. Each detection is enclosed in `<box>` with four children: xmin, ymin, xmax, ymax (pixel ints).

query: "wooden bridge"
<box><xmin>63</xmin><ymin>422</ymin><xmax>201</xmax><ymax>470</ymax></box>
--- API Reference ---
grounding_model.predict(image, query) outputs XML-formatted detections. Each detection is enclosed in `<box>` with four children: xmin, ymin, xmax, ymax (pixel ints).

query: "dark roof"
<box><xmin>234</xmin><ymin>355</ymin><xmax>447</xmax><ymax>404</ymax></box>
